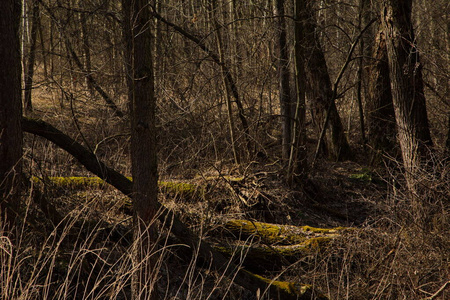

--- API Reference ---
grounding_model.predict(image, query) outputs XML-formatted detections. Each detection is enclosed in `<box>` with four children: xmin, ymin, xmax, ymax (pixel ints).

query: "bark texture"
<box><xmin>287</xmin><ymin>0</ymin><xmax>308</xmax><ymax>183</ymax></box>
<box><xmin>0</xmin><ymin>0</ymin><xmax>23</xmax><ymax>226</ymax></box>
<box><xmin>123</xmin><ymin>0</ymin><xmax>159</xmax><ymax>299</ymax></box>
<box><xmin>367</xmin><ymin>27</ymin><xmax>397</xmax><ymax>154</ymax></box>
<box><xmin>274</xmin><ymin>0</ymin><xmax>293</xmax><ymax>162</ymax></box>
<box><xmin>302</xmin><ymin>1</ymin><xmax>351</xmax><ymax>161</ymax></box>
<box><xmin>381</xmin><ymin>0</ymin><xmax>432</xmax><ymax>191</ymax></box>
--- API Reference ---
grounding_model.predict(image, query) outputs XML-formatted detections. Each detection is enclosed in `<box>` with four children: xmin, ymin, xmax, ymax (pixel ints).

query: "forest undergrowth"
<box><xmin>1</xmin><ymin>91</ymin><xmax>448</xmax><ymax>300</ymax></box>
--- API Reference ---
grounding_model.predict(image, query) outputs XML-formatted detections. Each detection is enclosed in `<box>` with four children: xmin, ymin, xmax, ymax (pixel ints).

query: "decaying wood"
<box><xmin>213</xmin><ymin>219</ymin><xmax>349</xmax><ymax>271</ymax></box>
<box><xmin>22</xmin><ymin>117</ymin><xmax>327</xmax><ymax>300</ymax></box>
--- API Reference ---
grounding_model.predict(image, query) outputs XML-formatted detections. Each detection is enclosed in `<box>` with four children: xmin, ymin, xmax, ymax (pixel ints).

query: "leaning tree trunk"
<box><xmin>381</xmin><ymin>0</ymin><xmax>432</xmax><ymax>193</ymax></box>
<box><xmin>302</xmin><ymin>1</ymin><xmax>351</xmax><ymax>161</ymax></box>
<box><xmin>366</xmin><ymin>25</ymin><xmax>397</xmax><ymax>156</ymax></box>
<box><xmin>123</xmin><ymin>1</ymin><xmax>159</xmax><ymax>299</ymax></box>
<box><xmin>0</xmin><ymin>0</ymin><xmax>23</xmax><ymax>228</ymax></box>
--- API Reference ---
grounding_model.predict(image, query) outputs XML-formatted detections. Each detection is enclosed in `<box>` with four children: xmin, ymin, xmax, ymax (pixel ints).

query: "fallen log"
<box><xmin>223</xmin><ymin>219</ymin><xmax>351</xmax><ymax>245</ymax></box>
<box><xmin>22</xmin><ymin>117</ymin><xmax>327</xmax><ymax>300</ymax></box>
<box><xmin>212</xmin><ymin>219</ymin><xmax>352</xmax><ymax>272</ymax></box>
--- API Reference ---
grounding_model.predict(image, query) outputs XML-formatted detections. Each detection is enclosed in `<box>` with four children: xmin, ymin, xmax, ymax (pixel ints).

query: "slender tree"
<box><xmin>0</xmin><ymin>0</ymin><xmax>23</xmax><ymax>228</ymax></box>
<box><xmin>274</xmin><ymin>0</ymin><xmax>293</xmax><ymax>163</ymax></box>
<box><xmin>381</xmin><ymin>0</ymin><xmax>432</xmax><ymax>192</ymax></box>
<box><xmin>287</xmin><ymin>0</ymin><xmax>308</xmax><ymax>184</ymax></box>
<box><xmin>23</xmin><ymin>0</ymin><xmax>40</xmax><ymax>113</ymax></box>
<box><xmin>123</xmin><ymin>0</ymin><xmax>159</xmax><ymax>299</ymax></box>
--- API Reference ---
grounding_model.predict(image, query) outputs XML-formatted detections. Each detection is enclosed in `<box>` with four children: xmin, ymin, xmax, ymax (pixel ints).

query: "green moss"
<box><xmin>349</xmin><ymin>167</ymin><xmax>373</xmax><ymax>181</ymax></box>
<box><xmin>31</xmin><ymin>176</ymin><xmax>203</xmax><ymax>198</ymax></box>
<box><xmin>243</xmin><ymin>270</ymin><xmax>328</xmax><ymax>299</ymax></box>
<box><xmin>225</xmin><ymin>220</ymin><xmax>349</xmax><ymax>245</ymax></box>
<box><xmin>31</xmin><ymin>176</ymin><xmax>107</xmax><ymax>189</ymax></box>
<box><xmin>159</xmin><ymin>181</ymin><xmax>203</xmax><ymax>199</ymax></box>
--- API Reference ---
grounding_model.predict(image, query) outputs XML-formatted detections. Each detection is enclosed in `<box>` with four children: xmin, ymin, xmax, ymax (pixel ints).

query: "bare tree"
<box><xmin>287</xmin><ymin>0</ymin><xmax>308</xmax><ymax>184</ymax></box>
<box><xmin>123</xmin><ymin>0</ymin><xmax>159</xmax><ymax>299</ymax></box>
<box><xmin>381</xmin><ymin>0</ymin><xmax>432</xmax><ymax>192</ymax></box>
<box><xmin>23</xmin><ymin>0</ymin><xmax>40</xmax><ymax>113</ymax></box>
<box><xmin>0</xmin><ymin>0</ymin><xmax>23</xmax><ymax>228</ymax></box>
<box><xmin>274</xmin><ymin>0</ymin><xmax>293</xmax><ymax>163</ymax></box>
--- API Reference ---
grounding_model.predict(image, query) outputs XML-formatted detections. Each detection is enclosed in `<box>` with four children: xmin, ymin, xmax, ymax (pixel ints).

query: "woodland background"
<box><xmin>0</xmin><ymin>0</ymin><xmax>449</xmax><ymax>299</ymax></box>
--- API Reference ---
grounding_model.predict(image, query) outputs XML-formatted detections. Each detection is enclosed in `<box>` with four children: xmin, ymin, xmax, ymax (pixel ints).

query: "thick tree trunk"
<box><xmin>381</xmin><ymin>0</ymin><xmax>433</xmax><ymax>192</ymax></box>
<box><xmin>367</xmin><ymin>26</ymin><xmax>397</xmax><ymax>155</ymax></box>
<box><xmin>302</xmin><ymin>2</ymin><xmax>352</xmax><ymax>161</ymax></box>
<box><xmin>123</xmin><ymin>1</ymin><xmax>159</xmax><ymax>299</ymax></box>
<box><xmin>0</xmin><ymin>0</ymin><xmax>23</xmax><ymax>228</ymax></box>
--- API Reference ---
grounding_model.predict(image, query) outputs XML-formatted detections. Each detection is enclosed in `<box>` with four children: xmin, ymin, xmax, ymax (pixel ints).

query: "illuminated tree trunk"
<box><xmin>381</xmin><ymin>0</ymin><xmax>432</xmax><ymax>192</ymax></box>
<box><xmin>24</xmin><ymin>0</ymin><xmax>39</xmax><ymax>113</ymax></box>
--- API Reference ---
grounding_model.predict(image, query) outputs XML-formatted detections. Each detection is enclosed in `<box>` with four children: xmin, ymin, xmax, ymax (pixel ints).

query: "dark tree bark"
<box><xmin>302</xmin><ymin>1</ymin><xmax>352</xmax><ymax>161</ymax></box>
<box><xmin>274</xmin><ymin>0</ymin><xmax>293</xmax><ymax>162</ymax></box>
<box><xmin>0</xmin><ymin>0</ymin><xmax>23</xmax><ymax>227</ymax></box>
<box><xmin>24</xmin><ymin>0</ymin><xmax>40</xmax><ymax>113</ymax></box>
<box><xmin>447</xmin><ymin>113</ymin><xmax>450</xmax><ymax>152</ymax></box>
<box><xmin>123</xmin><ymin>1</ymin><xmax>159</xmax><ymax>299</ymax></box>
<box><xmin>381</xmin><ymin>0</ymin><xmax>433</xmax><ymax>192</ymax></box>
<box><xmin>367</xmin><ymin>26</ymin><xmax>397</xmax><ymax>155</ymax></box>
<box><xmin>287</xmin><ymin>0</ymin><xmax>308</xmax><ymax>184</ymax></box>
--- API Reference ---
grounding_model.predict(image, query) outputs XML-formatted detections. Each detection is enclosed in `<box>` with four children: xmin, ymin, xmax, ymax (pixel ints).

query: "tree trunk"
<box><xmin>367</xmin><ymin>26</ymin><xmax>397</xmax><ymax>155</ymax></box>
<box><xmin>287</xmin><ymin>0</ymin><xmax>308</xmax><ymax>184</ymax></box>
<box><xmin>210</xmin><ymin>0</ymin><xmax>240</xmax><ymax>164</ymax></box>
<box><xmin>123</xmin><ymin>1</ymin><xmax>159</xmax><ymax>299</ymax></box>
<box><xmin>274</xmin><ymin>0</ymin><xmax>293</xmax><ymax>163</ymax></box>
<box><xmin>381</xmin><ymin>0</ymin><xmax>433</xmax><ymax>193</ymax></box>
<box><xmin>79</xmin><ymin>7</ymin><xmax>94</xmax><ymax>97</ymax></box>
<box><xmin>302</xmin><ymin>1</ymin><xmax>351</xmax><ymax>161</ymax></box>
<box><xmin>24</xmin><ymin>0</ymin><xmax>40</xmax><ymax>113</ymax></box>
<box><xmin>0</xmin><ymin>0</ymin><xmax>23</xmax><ymax>228</ymax></box>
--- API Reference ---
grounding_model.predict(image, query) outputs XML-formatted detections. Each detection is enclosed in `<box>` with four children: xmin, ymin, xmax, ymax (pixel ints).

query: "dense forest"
<box><xmin>0</xmin><ymin>0</ymin><xmax>448</xmax><ymax>299</ymax></box>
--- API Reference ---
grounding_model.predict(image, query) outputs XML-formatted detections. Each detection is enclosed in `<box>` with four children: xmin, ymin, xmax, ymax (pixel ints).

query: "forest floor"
<box><xmin>11</xmin><ymin>94</ymin><xmax>449</xmax><ymax>299</ymax></box>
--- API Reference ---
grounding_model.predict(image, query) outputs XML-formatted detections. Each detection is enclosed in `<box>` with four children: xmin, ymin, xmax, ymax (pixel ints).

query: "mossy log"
<box><xmin>244</xmin><ymin>270</ymin><xmax>328</xmax><ymax>300</ymax></box>
<box><xmin>31</xmin><ymin>176</ymin><xmax>203</xmax><ymax>199</ymax></box>
<box><xmin>214</xmin><ymin>237</ymin><xmax>333</xmax><ymax>272</ymax></box>
<box><xmin>22</xmin><ymin>117</ymin><xmax>327</xmax><ymax>299</ymax></box>
<box><xmin>223</xmin><ymin>219</ymin><xmax>351</xmax><ymax>245</ymax></box>
<box><xmin>213</xmin><ymin>220</ymin><xmax>352</xmax><ymax>272</ymax></box>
